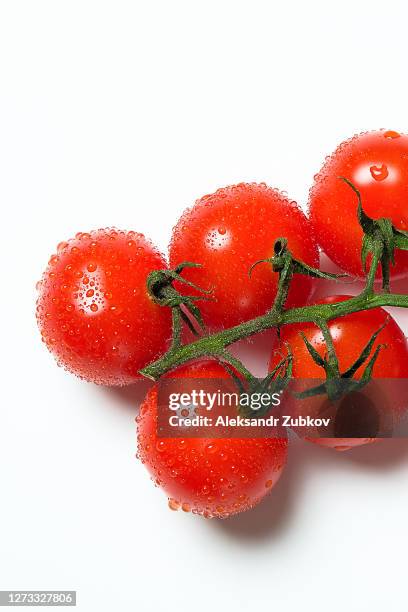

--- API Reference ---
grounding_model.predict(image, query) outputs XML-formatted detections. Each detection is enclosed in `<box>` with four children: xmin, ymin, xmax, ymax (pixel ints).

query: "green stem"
<box><xmin>316</xmin><ymin>319</ymin><xmax>339</xmax><ymax>376</ymax></box>
<box><xmin>141</xmin><ymin>228</ymin><xmax>408</xmax><ymax>382</ymax></box>
<box><xmin>170</xmin><ymin>308</ymin><xmax>182</xmax><ymax>350</ymax></box>
<box><xmin>362</xmin><ymin>240</ymin><xmax>383</xmax><ymax>297</ymax></box>
<box><xmin>216</xmin><ymin>350</ymin><xmax>257</xmax><ymax>385</ymax></box>
<box><xmin>140</xmin><ymin>291</ymin><xmax>408</xmax><ymax>380</ymax></box>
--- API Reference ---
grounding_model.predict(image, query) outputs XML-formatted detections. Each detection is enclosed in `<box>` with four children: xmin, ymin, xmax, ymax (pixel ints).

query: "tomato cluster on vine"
<box><xmin>36</xmin><ymin>130</ymin><xmax>408</xmax><ymax>519</ymax></box>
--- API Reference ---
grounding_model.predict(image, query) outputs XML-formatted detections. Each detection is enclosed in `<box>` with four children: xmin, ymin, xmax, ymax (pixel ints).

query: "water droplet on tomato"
<box><xmin>384</xmin><ymin>130</ymin><xmax>400</xmax><ymax>139</ymax></box>
<box><xmin>205</xmin><ymin>443</ymin><xmax>218</xmax><ymax>454</ymax></box>
<box><xmin>90</xmin><ymin>303</ymin><xmax>98</xmax><ymax>312</ymax></box>
<box><xmin>370</xmin><ymin>164</ymin><xmax>389</xmax><ymax>181</ymax></box>
<box><xmin>87</xmin><ymin>262</ymin><xmax>97</xmax><ymax>272</ymax></box>
<box><xmin>58</xmin><ymin>241</ymin><xmax>69</xmax><ymax>252</ymax></box>
<box><xmin>168</xmin><ymin>498</ymin><xmax>180</xmax><ymax>511</ymax></box>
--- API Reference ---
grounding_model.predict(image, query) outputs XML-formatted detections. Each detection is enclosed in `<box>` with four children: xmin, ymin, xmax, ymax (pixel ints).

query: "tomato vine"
<box><xmin>140</xmin><ymin>180</ymin><xmax>408</xmax><ymax>400</ymax></box>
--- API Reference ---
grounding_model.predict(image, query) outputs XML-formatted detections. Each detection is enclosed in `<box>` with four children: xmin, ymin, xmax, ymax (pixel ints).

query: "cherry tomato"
<box><xmin>169</xmin><ymin>183</ymin><xmax>319</xmax><ymax>329</ymax></box>
<box><xmin>309</xmin><ymin>130</ymin><xmax>408</xmax><ymax>278</ymax></box>
<box><xmin>137</xmin><ymin>361</ymin><xmax>288</xmax><ymax>518</ymax></box>
<box><xmin>269</xmin><ymin>296</ymin><xmax>408</xmax><ymax>451</ymax></box>
<box><xmin>36</xmin><ymin>229</ymin><xmax>172</xmax><ymax>386</ymax></box>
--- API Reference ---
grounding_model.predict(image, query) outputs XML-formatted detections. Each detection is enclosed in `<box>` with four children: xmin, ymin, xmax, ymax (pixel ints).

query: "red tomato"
<box><xmin>169</xmin><ymin>183</ymin><xmax>319</xmax><ymax>329</ymax></box>
<box><xmin>36</xmin><ymin>229</ymin><xmax>171</xmax><ymax>386</ymax></box>
<box><xmin>137</xmin><ymin>361</ymin><xmax>288</xmax><ymax>518</ymax></box>
<box><xmin>269</xmin><ymin>296</ymin><xmax>408</xmax><ymax>451</ymax></box>
<box><xmin>309</xmin><ymin>130</ymin><xmax>408</xmax><ymax>278</ymax></box>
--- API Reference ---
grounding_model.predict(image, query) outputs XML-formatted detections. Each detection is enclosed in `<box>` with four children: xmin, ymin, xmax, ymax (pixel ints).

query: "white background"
<box><xmin>1</xmin><ymin>1</ymin><xmax>408</xmax><ymax>610</ymax></box>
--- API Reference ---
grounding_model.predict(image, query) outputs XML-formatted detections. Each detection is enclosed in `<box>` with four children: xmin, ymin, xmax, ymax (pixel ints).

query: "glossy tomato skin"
<box><xmin>36</xmin><ymin>229</ymin><xmax>172</xmax><ymax>386</ymax></box>
<box><xmin>137</xmin><ymin>361</ymin><xmax>288</xmax><ymax>518</ymax></box>
<box><xmin>269</xmin><ymin>296</ymin><xmax>408</xmax><ymax>451</ymax></box>
<box><xmin>309</xmin><ymin>130</ymin><xmax>408</xmax><ymax>278</ymax></box>
<box><xmin>169</xmin><ymin>183</ymin><xmax>319</xmax><ymax>329</ymax></box>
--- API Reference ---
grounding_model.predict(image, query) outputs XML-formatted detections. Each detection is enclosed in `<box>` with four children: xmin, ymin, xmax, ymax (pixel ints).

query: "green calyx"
<box><xmin>220</xmin><ymin>350</ymin><xmax>293</xmax><ymax>419</ymax></box>
<box><xmin>341</xmin><ymin>177</ymin><xmax>408</xmax><ymax>292</ymax></box>
<box><xmin>296</xmin><ymin>320</ymin><xmax>387</xmax><ymax>402</ymax></box>
<box><xmin>250</xmin><ymin>238</ymin><xmax>346</xmax><ymax>315</ymax></box>
<box><xmin>147</xmin><ymin>262</ymin><xmax>212</xmax><ymax>344</ymax></box>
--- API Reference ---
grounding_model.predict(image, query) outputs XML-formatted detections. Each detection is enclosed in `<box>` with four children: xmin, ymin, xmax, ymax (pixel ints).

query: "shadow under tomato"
<box><xmin>209</xmin><ymin>434</ymin><xmax>309</xmax><ymax>541</ymax></box>
<box><xmin>99</xmin><ymin>380</ymin><xmax>153</xmax><ymax>414</ymax></box>
<box><xmin>210</xmin><ymin>434</ymin><xmax>408</xmax><ymax>541</ymax></box>
<box><xmin>336</xmin><ymin>438</ymin><xmax>408</xmax><ymax>470</ymax></box>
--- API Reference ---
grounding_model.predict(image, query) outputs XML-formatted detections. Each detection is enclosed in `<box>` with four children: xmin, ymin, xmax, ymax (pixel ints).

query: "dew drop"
<box><xmin>370</xmin><ymin>164</ymin><xmax>389</xmax><ymax>181</ymax></box>
<box><xmin>168</xmin><ymin>499</ymin><xmax>180</xmax><ymax>511</ymax></box>
<box><xmin>205</xmin><ymin>443</ymin><xmax>218</xmax><ymax>454</ymax></box>
<box><xmin>384</xmin><ymin>130</ymin><xmax>400</xmax><ymax>139</ymax></box>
